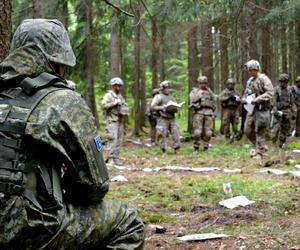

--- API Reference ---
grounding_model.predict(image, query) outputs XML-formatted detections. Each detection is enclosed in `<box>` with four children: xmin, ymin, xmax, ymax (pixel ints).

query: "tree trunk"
<box><xmin>110</xmin><ymin>11</ymin><xmax>121</xmax><ymax>78</ymax></box>
<box><xmin>139</xmin><ymin>9</ymin><xmax>146</xmax><ymax>130</ymax></box>
<box><xmin>59</xmin><ymin>0</ymin><xmax>69</xmax><ymax>29</ymax></box>
<box><xmin>187</xmin><ymin>24</ymin><xmax>200</xmax><ymax>133</ymax></box>
<box><xmin>280</xmin><ymin>24</ymin><xmax>287</xmax><ymax>73</ymax></box>
<box><xmin>247</xmin><ymin>1</ymin><xmax>258</xmax><ymax>60</ymax></box>
<box><xmin>32</xmin><ymin>0</ymin><xmax>45</xmax><ymax>18</ymax></box>
<box><xmin>0</xmin><ymin>0</ymin><xmax>12</xmax><ymax>62</ymax></box>
<box><xmin>201</xmin><ymin>17</ymin><xmax>214</xmax><ymax>90</ymax></box>
<box><xmin>295</xmin><ymin>9</ymin><xmax>300</xmax><ymax>75</ymax></box>
<box><xmin>260</xmin><ymin>1</ymin><xmax>272</xmax><ymax>76</ymax></box>
<box><xmin>220</xmin><ymin>20</ymin><xmax>229</xmax><ymax>89</ymax></box>
<box><xmin>158</xmin><ymin>24</ymin><xmax>166</xmax><ymax>82</ymax></box>
<box><xmin>133</xmin><ymin>0</ymin><xmax>146</xmax><ymax>136</ymax></box>
<box><xmin>151</xmin><ymin>15</ymin><xmax>159</xmax><ymax>90</ymax></box>
<box><xmin>83</xmin><ymin>0</ymin><xmax>99</xmax><ymax>128</ymax></box>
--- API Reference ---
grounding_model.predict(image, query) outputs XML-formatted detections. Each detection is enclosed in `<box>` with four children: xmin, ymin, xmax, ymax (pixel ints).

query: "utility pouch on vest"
<box><xmin>0</xmin><ymin>72</ymin><xmax>70</xmax><ymax>211</ymax></box>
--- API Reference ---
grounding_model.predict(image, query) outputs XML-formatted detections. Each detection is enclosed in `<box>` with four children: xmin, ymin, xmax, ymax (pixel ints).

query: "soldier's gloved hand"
<box><xmin>241</xmin><ymin>98</ymin><xmax>247</xmax><ymax>104</ymax></box>
<box><xmin>162</xmin><ymin>105</ymin><xmax>167</xmax><ymax>112</ymax></box>
<box><xmin>251</xmin><ymin>99</ymin><xmax>256</xmax><ymax>105</ymax></box>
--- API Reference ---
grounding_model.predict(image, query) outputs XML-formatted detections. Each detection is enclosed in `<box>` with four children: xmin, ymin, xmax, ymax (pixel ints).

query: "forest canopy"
<box><xmin>2</xmin><ymin>0</ymin><xmax>300</xmax><ymax>134</ymax></box>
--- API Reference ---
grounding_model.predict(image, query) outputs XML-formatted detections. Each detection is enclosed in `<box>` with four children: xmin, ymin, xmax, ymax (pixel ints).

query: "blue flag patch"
<box><xmin>94</xmin><ymin>135</ymin><xmax>102</xmax><ymax>152</ymax></box>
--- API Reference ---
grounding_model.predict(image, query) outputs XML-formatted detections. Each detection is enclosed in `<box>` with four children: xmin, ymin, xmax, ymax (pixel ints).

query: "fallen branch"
<box><xmin>103</xmin><ymin>0</ymin><xmax>134</xmax><ymax>17</ymax></box>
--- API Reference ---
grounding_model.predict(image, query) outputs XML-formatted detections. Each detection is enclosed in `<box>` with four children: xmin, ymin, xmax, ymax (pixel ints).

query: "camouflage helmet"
<box><xmin>278</xmin><ymin>73</ymin><xmax>289</xmax><ymax>82</ymax></box>
<box><xmin>226</xmin><ymin>78</ymin><xmax>236</xmax><ymax>85</ymax></box>
<box><xmin>11</xmin><ymin>19</ymin><xmax>76</xmax><ymax>67</ymax></box>
<box><xmin>152</xmin><ymin>88</ymin><xmax>160</xmax><ymax>96</ymax></box>
<box><xmin>197</xmin><ymin>76</ymin><xmax>208</xmax><ymax>83</ymax></box>
<box><xmin>110</xmin><ymin>77</ymin><xmax>124</xmax><ymax>86</ymax></box>
<box><xmin>160</xmin><ymin>80</ymin><xmax>171</xmax><ymax>89</ymax></box>
<box><xmin>296</xmin><ymin>76</ymin><xmax>300</xmax><ymax>82</ymax></box>
<box><xmin>245</xmin><ymin>60</ymin><xmax>260</xmax><ymax>71</ymax></box>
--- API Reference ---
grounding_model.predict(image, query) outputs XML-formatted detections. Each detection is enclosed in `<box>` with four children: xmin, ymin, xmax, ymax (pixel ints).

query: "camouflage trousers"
<box><xmin>0</xmin><ymin>196</ymin><xmax>144</xmax><ymax>250</ymax></box>
<box><xmin>106</xmin><ymin>121</ymin><xmax>124</xmax><ymax>160</ymax></box>
<box><xmin>192</xmin><ymin>113</ymin><xmax>213</xmax><ymax>149</ymax></box>
<box><xmin>149</xmin><ymin>117</ymin><xmax>157</xmax><ymax>143</ymax></box>
<box><xmin>244</xmin><ymin>110</ymin><xmax>270</xmax><ymax>156</ymax></box>
<box><xmin>222</xmin><ymin>108</ymin><xmax>239</xmax><ymax>139</ymax></box>
<box><xmin>271</xmin><ymin>114</ymin><xmax>291</xmax><ymax>146</ymax></box>
<box><xmin>156</xmin><ymin>117</ymin><xmax>180</xmax><ymax>150</ymax></box>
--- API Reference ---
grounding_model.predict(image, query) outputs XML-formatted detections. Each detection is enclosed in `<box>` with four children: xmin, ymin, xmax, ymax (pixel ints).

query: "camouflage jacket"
<box><xmin>101</xmin><ymin>90</ymin><xmax>128</xmax><ymax>123</ymax></box>
<box><xmin>273</xmin><ymin>86</ymin><xmax>297</xmax><ymax>115</ymax></box>
<box><xmin>243</xmin><ymin>73</ymin><xmax>274</xmax><ymax>110</ymax></box>
<box><xmin>291</xmin><ymin>85</ymin><xmax>300</xmax><ymax>108</ymax></box>
<box><xmin>151</xmin><ymin>93</ymin><xmax>177</xmax><ymax>119</ymax></box>
<box><xmin>219</xmin><ymin>88</ymin><xmax>241</xmax><ymax>109</ymax></box>
<box><xmin>189</xmin><ymin>87</ymin><xmax>216</xmax><ymax>115</ymax></box>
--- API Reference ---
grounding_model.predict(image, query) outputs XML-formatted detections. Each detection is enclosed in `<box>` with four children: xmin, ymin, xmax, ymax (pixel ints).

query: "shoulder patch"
<box><xmin>94</xmin><ymin>135</ymin><xmax>102</xmax><ymax>152</ymax></box>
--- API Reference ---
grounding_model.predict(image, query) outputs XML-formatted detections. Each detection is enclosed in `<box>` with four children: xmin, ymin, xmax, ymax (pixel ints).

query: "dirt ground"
<box><xmin>107</xmin><ymin>136</ymin><xmax>300</xmax><ymax>250</ymax></box>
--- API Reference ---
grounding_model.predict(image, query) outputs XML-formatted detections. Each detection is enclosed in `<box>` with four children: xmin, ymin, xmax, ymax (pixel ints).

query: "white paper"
<box><xmin>142</xmin><ymin>168</ymin><xmax>153</xmax><ymax>172</ymax></box>
<box><xmin>243</xmin><ymin>94</ymin><xmax>255</xmax><ymax>114</ymax></box>
<box><xmin>289</xmin><ymin>171</ymin><xmax>300</xmax><ymax>177</ymax></box>
<box><xmin>291</xmin><ymin>130</ymin><xmax>296</xmax><ymax>137</ymax></box>
<box><xmin>224</xmin><ymin>168</ymin><xmax>241</xmax><ymax>173</ymax></box>
<box><xmin>111</xmin><ymin>175</ymin><xmax>128</xmax><ymax>182</ymax></box>
<box><xmin>295</xmin><ymin>165</ymin><xmax>300</xmax><ymax>169</ymax></box>
<box><xmin>164</xmin><ymin>166</ymin><xmax>220</xmax><ymax>172</ymax></box>
<box><xmin>165</xmin><ymin>100</ymin><xmax>185</xmax><ymax>108</ymax></box>
<box><xmin>219</xmin><ymin>196</ymin><xmax>255</xmax><ymax>209</ymax></box>
<box><xmin>260</xmin><ymin>169</ymin><xmax>288</xmax><ymax>175</ymax></box>
<box><xmin>177</xmin><ymin>233</ymin><xmax>228</xmax><ymax>241</ymax></box>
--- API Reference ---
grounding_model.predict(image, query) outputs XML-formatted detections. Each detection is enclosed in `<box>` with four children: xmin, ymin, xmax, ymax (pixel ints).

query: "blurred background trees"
<box><xmin>2</xmin><ymin>0</ymin><xmax>300</xmax><ymax>133</ymax></box>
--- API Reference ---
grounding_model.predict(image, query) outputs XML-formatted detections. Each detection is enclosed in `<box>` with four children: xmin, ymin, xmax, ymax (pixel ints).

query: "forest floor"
<box><xmin>105</xmin><ymin>135</ymin><xmax>300</xmax><ymax>250</ymax></box>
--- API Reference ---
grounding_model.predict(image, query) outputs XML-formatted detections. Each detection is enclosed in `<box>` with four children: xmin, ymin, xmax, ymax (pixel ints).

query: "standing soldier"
<box><xmin>219</xmin><ymin>78</ymin><xmax>241</xmax><ymax>143</ymax></box>
<box><xmin>291</xmin><ymin>76</ymin><xmax>300</xmax><ymax>136</ymax></box>
<box><xmin>101</xmin><ymin>77</ymin><xmax>129</xmax><ymax>165</ymax></box>
<box><xmin>189</xmin><ymin>76</ymin><xmax>216</xmax><ymax>151</ymax></box>
<box><xmin>242</xmin><ymin>60</ymin><xmax>274</xmax><ymax>160</ymax></box>
<box><xmin>271</xmin><ymin>74</ymin><xmax>297</xmax><ymax>147</ymax></box>
<box><xmin>146</xmin><ymin>88</ymin><xmax>160</xmax><ymax>143</ymax></box>
<box><xmin>151</xmin><ymin>81</ymin><xmax>181</xmax><ymax>153</ymax></box>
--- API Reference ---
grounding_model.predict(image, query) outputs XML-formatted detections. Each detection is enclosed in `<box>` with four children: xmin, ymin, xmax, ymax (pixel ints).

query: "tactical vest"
<box><xmin>158</xmin><ymin>93</ymin><xmax>176</xmax><ymax>119</ymax></box>
<box><xmin>221</xmin><ymin>90</ymin><xmax>239</xmax><ymax>108</ymax></box>
<box><xmin>199</xmin><ymin>90</ymin><xmax>214</xmax><ymax>109</ymax></box>
<box><xmin>247</xmin><ymin>74</ymin><xmax>271</xmax><ymax>109</ymax></box>
<box><xmin>0</xmin><ymin>72</ymin><xmax>72</xmax><ymax>211</ymax></box>
<box><xmin>275</xmin><ymin>86</ymin><xmax>292</xmax><ymax>110</ymax></box>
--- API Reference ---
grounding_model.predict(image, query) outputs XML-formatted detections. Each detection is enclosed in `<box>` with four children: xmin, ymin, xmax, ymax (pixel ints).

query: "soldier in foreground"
<box><xmin>242</xmin><ymin>60</ymin><xmax>274</xmax><ymax>160</ymax></box>
<box><xmin>189</xmin><ymin>76</ymin><xmax>216</xmax><ymax>151</ymax></box>
<box><xmin>151</xmin><ymin>81</ymin><xmax>181</xmax><ymax>153</ymax></box>
<box><xmin>271</xmin><ymin>74</ymin><xmax>296</xmax><ymax>147</ymax></box>
<box><xmin>219</xmin><ymin>78</ymin><xmax>241</xmax><ymax>143</ymax></box>
<box><xmin>291</xmin><ymin>76</ymin><xmax>300</xmax><ymax>136</ymax></box>
<box><xmin>0</xmin><ymin>19</ymin><xmax>144</xmax><ymax>249</ymax></box>
<box><xmin>101</xmin><ymin>77</ymin><xmax>129</xmax><ymax>166</ymax></box>
<box><xmin>146</xmin><ymin>88</ymin><xmax>160</xmax><ymax>143</ymax></box>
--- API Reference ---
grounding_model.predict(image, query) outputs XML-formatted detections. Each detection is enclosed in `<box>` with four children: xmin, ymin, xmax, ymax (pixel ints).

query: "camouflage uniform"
<box><xmin>101</xmin><ymin>90</ymin><xmax>128</xmax><ymax>163</ymax></box>
<box><xmin>243</xmin><ymin>73</ymin><xmax>274</xmax><ymax>156</ymax></box>
<box><xmin>189</xmin><ymin>87</ymin><xmax>216</xmax><ymax>150</ymax></box>
<box><xmin>146</xmin><ymin>89</ymin><xmax>160</xmax><ymax>143</ymax></box>
<box><xmin>271</xmin><ymin>85</ymin><xmax>296</xmax><ymax>147</ymax></box>
<box><xmin>219</xmin><ymin>87</ymin><xmax>241</xmax><ymax>141</ymax></box>
<box><xmin>291</xmin><ymin>84</ymin><xmax>300</xmax><ymax>136</ymax></box>
<box><xmin>0</xmin><ymin>19</ymin><xmax>144</xmax><ymax>250</ymax></box>
<box><xmin>151</xmin><ymin>92</ymin><xmax>180</xmax><ymax>152</ymax></box>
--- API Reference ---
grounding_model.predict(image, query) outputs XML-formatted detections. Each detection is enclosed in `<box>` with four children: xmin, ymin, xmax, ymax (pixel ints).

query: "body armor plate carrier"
<box><xmin>0</xmin><ymin>72</ymin><xmax>71</xmax><ymax>211</ymax></box>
